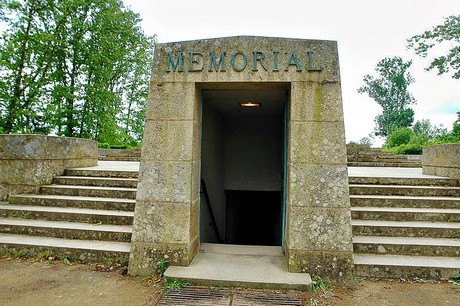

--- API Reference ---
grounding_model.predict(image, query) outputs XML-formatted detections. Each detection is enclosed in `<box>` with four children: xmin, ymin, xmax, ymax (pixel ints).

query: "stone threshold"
<box><xmin>164</xmin><ymin>243</ymin><xmax>311</xmax><ymax>291</ymax></box>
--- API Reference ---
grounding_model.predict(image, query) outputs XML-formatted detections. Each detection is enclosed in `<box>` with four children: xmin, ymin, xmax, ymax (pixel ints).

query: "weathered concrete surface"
<box><xmin>165</xmin><ymin>243</ymin><xmax>311</xmax><ymax>290</ymax></box>
<box><xmin>423</xmin><ymin>144</ymin><xmax>460</xmax><ymax>180</ymax></box>
<box><xmin>0</xmin><ymin>135</ymin><xmax>97</xmax><ymax>200</ymax></box>
<box><xmin>129</xmin><ymin>36</ymin><xmax>353</xmax><ymax>285</ymax></box>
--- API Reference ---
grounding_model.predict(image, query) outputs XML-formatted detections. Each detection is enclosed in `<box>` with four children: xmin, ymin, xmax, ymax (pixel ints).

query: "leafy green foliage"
<box><xmin>98</xmin><ymin>142</ymin><xmax>110</xmax><ymax>149</ymax></box>
<box><xmin>0</xmin><ymin>0</ymin><xmax>154</xmax><ymax>143</ymax></box>
<box><xmin>408</xmin><ymin>15</ymin><xmax>460</xmax><ymax>79</ymax></box>
<box><xmin>165</xmin><ymin>279</ymin><xmax>193</xmax><ymax>291</ymax></box>
<box><xmin>384</xmin><ymin>115</ymin><xmax>460</xmax><ymax>154</ymax></box>
<box><xmin>358</xmin><ymin>136</ymin><xmax>373</xmax><ymax>146</ymax></box>
<box><xmin>156</xmin><ymin>258</ymin><xmax>170</xmax><ymax>277</ymax></box>
<box><xmin>358</xmin><ymin>57</ymin><xmax>416</xmax><ymax>137</ymax></box>
<box><xmin>449</xmin><ymin>274</ymin><xmax>460</xmax><ymax>286</ymax></box>
<box><xmin>311</xmin><ymin>274</ymin><xmax>328</xmax><ymax>293</ymax></box>
<box><xmin>387</xmin><ymin>127</ymin><xmax>413</xmax><ymax>148</ymax></box>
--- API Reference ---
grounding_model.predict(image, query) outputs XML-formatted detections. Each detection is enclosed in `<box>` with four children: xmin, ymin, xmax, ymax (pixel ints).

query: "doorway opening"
<box><xmin>200</xmin><ymin>85</ymin><xmax>288</xmax><ymax>247</ymax></box>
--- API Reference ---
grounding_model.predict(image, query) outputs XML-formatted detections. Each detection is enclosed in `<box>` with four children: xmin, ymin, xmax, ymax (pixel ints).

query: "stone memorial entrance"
<box><xmin>128</xmin><ymin>36</ymin><xmax>353</xmax><ymax>284</ymax></box>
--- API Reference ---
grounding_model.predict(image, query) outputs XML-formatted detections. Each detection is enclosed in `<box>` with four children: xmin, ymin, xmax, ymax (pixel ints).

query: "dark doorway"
<box><xmin>200</xmin><ymin>85</ymin><xmax>288</xmax><ymax>246</ymax></box>
<box><xmin>225</xmin><ymin>190</ymin><xmax>282</xmax><ymax>246</ymax></box>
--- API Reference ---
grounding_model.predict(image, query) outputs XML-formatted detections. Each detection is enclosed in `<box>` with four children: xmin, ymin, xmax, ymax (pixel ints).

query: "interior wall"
<box><xmin>200</xmin><ymin>103</ymin><xmax>226</xmax><ymax>243</ymax></box>
<box><xmin>224</xmin><ymin>116</ymin><xmax>282</xmax><ymax>192</ymax></box>
<box><xmin>200</xmin><ymin>88</ymin><xmax>285</xmax><ymax>245</ymax></box>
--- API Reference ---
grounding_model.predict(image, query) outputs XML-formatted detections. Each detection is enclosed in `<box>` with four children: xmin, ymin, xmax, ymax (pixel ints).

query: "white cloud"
<box><xmin>124</xmin><ymin>0</ymin><xmax>460</xmax><ymax>144</ymax></box>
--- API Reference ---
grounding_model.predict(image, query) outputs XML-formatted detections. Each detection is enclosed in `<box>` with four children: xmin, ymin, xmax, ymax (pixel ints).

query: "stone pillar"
<box><xmin>128</xmin><ymin>81</ymin><xmax>201</xmax><ymax>275</ymax></box>
<box><xmin>285</xmin><ymin>81</ymin><xmax>354</xmax><ymax>286</ymax></box>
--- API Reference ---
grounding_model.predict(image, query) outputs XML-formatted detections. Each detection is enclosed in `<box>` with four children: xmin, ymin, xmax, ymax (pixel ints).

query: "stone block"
<box><xmin>131</xmin><ymin>201</ymin><xmax>191</xmax><ymax>244</ymax></box>
<box><xmin>136</xmin><ymin>161</ymin><xmax>192</xmax><ymax>203</ymax></box>
<box><xmin>192</xmin><ymin>122</ymin><xmax>201</xmax><ymax>161</ymax></box>
<box><xmin>141</xmin><ymin>120</ymin><xmax>194</xmax><ymax>161</ymax></box>
<box><xmin>128</xmin><ymin>241</ymin><xmax>194</xmax><ymax>276</ymax></box>
<box><xmin>290</xmin><ymin>121</ymin><xmax>347</xmax><ymax>165</ymax></box>
<box><xmin>290</xmin><ymin>81</ymin><xmax>344</xmax><ymax>122</ymax></box>
<box><xmin>151</xmin><ymin>37</ymin><xmax>340</xmax><ymax>83</ymax></box>
<box><xmin>146</xmin><ymin>82</ymin><xmax>196</xmax><ymax>120</ymax></box>
<box><xmin>189</xmin><ymin>199</ymin><xmax>199</xmax><ymax>242</ymax></box>
<box><xmin>288</xmin><ymin>164</ymin><xmax>349</xmax><ymax>207</ymax></box>
<box><xmin>287</xmin><ymin>206</ymin><xmax>353</xmax><ymax>252</ymax></box>
<box><xmin>0</xmin><ymin>135</ymin><xmax>97</xmax><ymax>160</ymax></box>
<box><xmin>423</xmin><ymin>144</ymin><xmax>460</xmax><ymax>179</ymax></box>
<box><xmin>0</xmin><ymin>160</ymin><xmax>64</xmax><ymax>185</ymax></box>
<box><xmin>191</xmin><ymin>161</ymin><xmax>201</xmax><ymax>203</ymax></box>
<box><xmin>286</xmin><ymin>249</ymin><xmax>354</xmax><ymax>287</ymax></box>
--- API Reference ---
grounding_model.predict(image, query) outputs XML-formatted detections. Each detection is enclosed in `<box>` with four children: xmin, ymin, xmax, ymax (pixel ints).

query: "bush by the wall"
<box><xmin>98</xmin><ymin>143</ymin><xmax>110</xmax><ymax>149</ymax></box>
<box><xmin>389</xmin><ymin>143</ymin><xmax>424</xmax><ymax>155</ymax></box>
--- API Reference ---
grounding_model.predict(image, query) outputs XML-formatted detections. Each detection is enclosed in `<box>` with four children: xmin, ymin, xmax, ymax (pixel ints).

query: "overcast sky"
<box><xmin>124</xmin><ymin>0</ymin><xmax>460</xmax><ymax>145</ymax></box>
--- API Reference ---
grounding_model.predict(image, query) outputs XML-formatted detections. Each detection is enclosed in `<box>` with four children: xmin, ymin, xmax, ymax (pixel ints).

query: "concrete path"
<box><xmin>71</xmin><ymin>161</ymin><xmax>140</xmax><ymax>171</ymax></box>
<box><xmin>83</xmin><ymin>161</ymin><xmax>445</xmax><ymax>180</ymax></box>
<box><xmin>348</xmin><ymin>167</ymin><xmax>446</xmax><ymax>178</ymax></box>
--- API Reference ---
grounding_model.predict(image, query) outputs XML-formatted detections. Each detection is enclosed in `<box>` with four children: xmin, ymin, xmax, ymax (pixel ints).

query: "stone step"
<box><xmin>354</xmin><ymin>254</ymin><xmax>460</xmax><ymax>280</ymax></box>
<box><xmin>348</xmin><ymin>157</ymin><xmax>421</xmax><ymax>163</ymax></box>
<box><xmin>348</xmin><ymin>176</ymin><xmax>458</xmax><ymax>187</ymax></box>
<box><xmin>353</xmin><ymin>236</ymin><xmax>460</xmax><ymax>257</ymax></box>
<box><xmin>165</xmin><ymin>243</ymin><xmax>311</xmax><ymax>291</ymax></box>
<box><xmin>53</xmin><ymin>176</ymin><xmax>138</xmax><ymax>188</ymax></box>
<box><xmin>0</xmin><ymin>204</ymin><xmax>134</xmax><ymax>225</ymax></box>
<box><xmin>0</xmin><ymin>218</ymin><xmax>132</xmax><ymax>242</ymax></box>
<box><xmin>64</xmin><ymin>169</ymin><xmax>138</xmax><ymax>179</ymax></box>
<box><xmin>8</xmin><ymin>194</ymin><xmax>135</xmax><ymax>211</ymax></box>
<box><xmin>40</xmin><ymin>185</ymin><xmax>137</xmax><ymax>199</ymax></box>
<box><xmin>351</xmin><ymin>207</ymin><xmax>460</xmax><ymax>222</ymax></box>
<box><xmin>99</xmin><ymin>156</ymin><xmax>140</xmax><ymax>161</ymax></box>
<box><xmin>350</xmin><ymin>195</ymin><xmax>460</xmax><ymax>209</ymax></box>
<box><xmin>352</xmin><ymin>220</ymin><xmax>460</xmax><ymax>238</ymax></box>
<box><xmin>0</xmin><ymin>233</ymin><xmax>130</xmax><ymax>264</ymax></box>
<box><xmin>349</xmin><ymin>184</ymin><xmax>460</xmax><ymax>197</ymax></box>
<box><xmin>347</xmin><ymin>162</ymin><xmax>422</xmax><ymax>168</ymax></box>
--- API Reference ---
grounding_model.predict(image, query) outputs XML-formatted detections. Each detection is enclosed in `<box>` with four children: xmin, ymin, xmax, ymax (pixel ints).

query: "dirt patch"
<box><xmin>0</xmin><ymin>257</ymin><xmax>159</xmax><ymax>306</ymax></box>
<box><xmin>307</xmin><ymin>280</ymin><xmax>460</xmax><ymax>306</ymax></box>
<box><xmin>0</xmin><ymin>256</ymin><xmax>459</xmax><ymax>306</ymax></box>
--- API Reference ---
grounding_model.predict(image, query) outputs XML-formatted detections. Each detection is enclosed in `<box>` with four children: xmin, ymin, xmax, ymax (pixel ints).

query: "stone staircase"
<box><xmin>0</xmin><ymin>167</ymin><xmax>138</xmax><ymax>264</ymax></box>
<box><xmin>350</xmin><ymin>175</ymin><xmax>460</xmax><ymax>280</ymax></box>
<box><xmin>2</xmin><ymin>162</ymin><xmax>460</xmax><ymax>281</ymax></box>
<box><xmin>347</xmin><ymin>145</ymin><xmax>422</xmax><ymax>168</ymax></box>
<box><xmin>98</xmin><ymin>148</ymin><xmax>141</xmax><ymax>161</ymax></box>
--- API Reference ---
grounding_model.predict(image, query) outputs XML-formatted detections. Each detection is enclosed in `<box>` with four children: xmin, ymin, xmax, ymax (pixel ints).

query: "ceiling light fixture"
<box><xmin>239</xmin><ymin>102</ymin><xmax>261</xmax><ymax>107</ymax></box>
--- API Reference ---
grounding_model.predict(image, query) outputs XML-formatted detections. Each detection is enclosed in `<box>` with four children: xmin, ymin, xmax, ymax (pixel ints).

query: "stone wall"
<box><xmin>423</xmin><ymin>144</ymin><xmax>460</xmax><ymax>179</ymax></box>
<box><xmin>0</xmin><ymin>135</ymin><xmax>98</xmax><ymax>200</ymax></box>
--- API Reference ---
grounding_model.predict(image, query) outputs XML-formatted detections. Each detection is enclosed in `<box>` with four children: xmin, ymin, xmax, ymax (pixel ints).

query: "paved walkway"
<box><xmin>78</xmin><ymin>161</ymin><xmax>445</xmax><ymax>179</ymax></box>
<box><xmin>71</xmin><ymin>161</ymin><xmax>140</xmax><ymax>171</ymax></box>
<box><xmin>348</xmin><ymin>166</ymin><xmax>445</xmax><ymax>179</ymax></box>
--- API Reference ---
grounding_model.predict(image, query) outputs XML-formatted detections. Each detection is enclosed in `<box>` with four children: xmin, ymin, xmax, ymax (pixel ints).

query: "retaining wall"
<box><xmin>0</xmin><ymin>135</ymin><xmax>98</xmax><ymax>200</ymax></box>
<box><xmin>423</xmin><ymin>144</ymin><xmax>460</xmax><ymax>180</ymax></box>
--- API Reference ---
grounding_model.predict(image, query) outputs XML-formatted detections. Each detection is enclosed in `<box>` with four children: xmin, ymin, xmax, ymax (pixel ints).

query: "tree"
<box><xmin>0</xmin><ymin>0</ymin><xmax>155</xmax><ymax>144</ymax></box>
<box><xmin>358</xmin><ymin>57</ymin><xmax>416</xmax><ymax>137</ymax></box>
<box><xmin>408</xmin><ymin>15</ymin><xmax>460</xmax><ymax>79</ymax></box>
<box><xmin>0</xmin><ymin>0</ymin><xmax>57</xmax><ymax>134</ymax></box>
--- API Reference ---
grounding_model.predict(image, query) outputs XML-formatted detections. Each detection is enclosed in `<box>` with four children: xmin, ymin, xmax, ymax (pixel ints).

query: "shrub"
<box><xmin>98</xmin><ymin>143</ymin><xmax>110</xmax><ymax>148</ymax></box>
<box><xmin>109</xmin><ymin>144</ymin><xmax>131</xmax><ymax>149</ymax></box>
<box><xmin>386</xmin><ymin>127</ymin><xmax>414</xmax><ymax>148</ymax></box>
<box><xmin>389</xmin><ymin>143</ymin><xmax>423</xmax><ymax>155</ymax></box>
